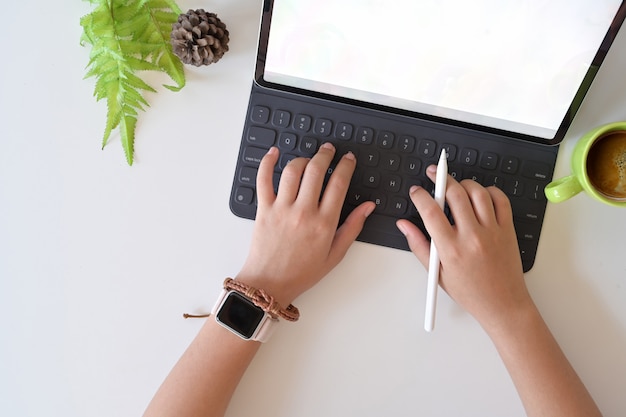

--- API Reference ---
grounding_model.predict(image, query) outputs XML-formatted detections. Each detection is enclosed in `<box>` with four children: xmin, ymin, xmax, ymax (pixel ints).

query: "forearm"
<box><xmin>143</xmin><ymin>318</ymin><xmax>261</xmax><ymax>417</ymax></box>
<box><xmin>485</xmin><ymin>303</ymin><xmax>601</xmax><ymax>417</ymax></box>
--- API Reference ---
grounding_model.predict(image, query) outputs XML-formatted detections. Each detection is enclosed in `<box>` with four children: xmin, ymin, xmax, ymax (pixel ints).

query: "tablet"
<box><xmin>230</xmin><ymin>0</ymin><xmax>626</xmax><ymax>271</ymax></box>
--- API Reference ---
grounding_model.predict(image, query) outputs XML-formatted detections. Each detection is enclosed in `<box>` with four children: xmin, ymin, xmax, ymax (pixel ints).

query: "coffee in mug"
<box><xmin>586</xmin><ymin>131</ymin><xmax>626</xmax><ymax>200</ymax></box>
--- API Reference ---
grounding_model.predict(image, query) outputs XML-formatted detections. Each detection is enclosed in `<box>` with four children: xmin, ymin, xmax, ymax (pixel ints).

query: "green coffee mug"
<box><xmin>545</xmin><ymin>121</ymin><xmax>626</xmax><ymax>207</ymax></box>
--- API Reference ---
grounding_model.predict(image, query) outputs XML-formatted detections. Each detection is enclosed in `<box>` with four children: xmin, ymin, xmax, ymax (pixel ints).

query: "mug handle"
<box><xmin>544</xmin><ymin>175</ymin><xmax>583</xmax><ymax>203</ymax></box>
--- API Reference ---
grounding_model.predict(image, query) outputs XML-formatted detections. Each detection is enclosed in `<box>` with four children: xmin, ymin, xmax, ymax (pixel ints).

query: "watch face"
<box><xmin>216</xmin><ymin>292</ymin><xmax>265</xmax><ymax>339</ymax></box>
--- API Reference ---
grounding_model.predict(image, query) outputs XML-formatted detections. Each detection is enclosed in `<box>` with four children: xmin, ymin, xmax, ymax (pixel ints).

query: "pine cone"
<box><xmin>171</xmin><ymin>9</ymin><xmax>230</xmax><ymax>66</ymax></box>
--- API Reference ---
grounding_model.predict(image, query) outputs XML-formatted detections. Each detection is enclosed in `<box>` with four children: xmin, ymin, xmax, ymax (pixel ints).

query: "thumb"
<box><xmin>396</xmin><ymin>219</ymin><xmax>431</xmax><ymax>269</ymax></box>
<box><xmin>329</xmin><ymin>201</ymin><xmax>376</xmax><ymax>263</ymax></box>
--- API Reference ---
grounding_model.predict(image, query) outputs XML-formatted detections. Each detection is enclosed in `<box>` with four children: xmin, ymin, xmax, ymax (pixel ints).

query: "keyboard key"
<box><xmin>480</xmin><ymin>152</ymin><xmax>498</xmax><ymax>169</ymax></box>
<box><xmin>238</xmin><ymin>166</ymin><xmax>258</xmax><ymax>185</ymax></box>
<box><xmin>518</xmin><ymin>240</ymin><xmax>535</xmax><ymax>261</ymax></box>
<box><xmin>502</xmin><ymin>156</ymin><xmax>519</xmax><ymax>174</ymax></box>
<box><xmin>246</xmin><ymin>126</ymin><xmax>276</xmax><ymax>147</ymax></box>
<box><xmin>356</xmin><ymin>127</ymin><xmax>374</xmax><ymax>144</ymax></box>
<box><xmin>529</xmin><ymin>183</ymin><xmax>544</xmax><ymax>200</ymax></box>
<box><xmin>384</xmin><ymin>175</ymin><xmax>402</xmax><ymax>192</ymax></box>
<box><xmin>299</xmin><ymin>137</ymin><xmax>318</xmax><ymax>155</ymax></box>
<box><xmin>363</xmin><ymin>170</ymin><xmax>381</xmax><ymax>188</ymax></box>
<box><xmin>251</xmin><ymin>106</ymin><xmax>270</xmax><ymax>124</ymax></box>
<box><xmin>418</xmin><ymin>139</ymin><xmax>437</xmax><ymax>158</ymax></box>
<box><xmin>294</xmin><ymin>114</ymin><xmax>312</xmax><ymax>131</ymax></box>
<box><xmin>399</xmin><ymin>135</ymin><xmax>416</xmax><ymax>152</ymax></box>
<box><xmin>442</xmin><ymin>144</ymin><xmax>457</xmax><ymax>161</ymax></box>
<box><xmin>522</xmin><ymin>161</ymin><xmax>552</xmax><ymax>181</ymax></box>
<box><xmin>378</xmin><ymin>131</ymin><xmax>395</xmax><ymax>149</ymax></box>
<box><xmin>518</xmin><ymin>227</ymin><xmax>538</xmax><ymax>241</ymax></box>
<box><xmin>335</xmin><ymin>122</ymin><xmax>353</xmax><ymax>140</ymax></box>
<box><xmin>449</xmin><ymin>166</ymin><xmax>463</xmax><ymax>180</ymax></box>
<box><xmin>279</xmin><ymin>153</ymin><xmax>298</xmax><ymax>169</ymax></box>
<box><xmin>338</xmin><ymin>144</ymin><xmax>360</xmax><ymax>161</ymax></box>
<box><xmin>505</xmin><ymin>179</ymin><xmax>525</xmax><ymax>196</ymax></box>
<box><xmin>234</xmin><ymin>186</ymin><xmax>254</xmax><ymax>205</ymax></box>
<box><xmin>382</xmin><ymin>154</ymin><xmax>401</xmax><ymax>171</ymax></box>
<box><xmin>346</xmin><ymin>188</ymin><xmax>369</xmax><ymax>205</ymax></box>
<box><xmin>371</xmin><ymin>193</ymin><xmax>387</xmax><ymax>211</ymax></box>
<box><xmin>362</xmin><ymin>213</ymin><xmax>409</xmax><ymax>238</ymax></box>
<box><xmin>513</xmin><ymin>206</ymin><xmax>541</xmax><ymax>222</ymax></box>
<box><xmin>361</xmin><ymin>150</ymin><xmax>380</xmax><ymax>167</ymax></box>
<box><xmin>278</xmin><ymin>132</ymin><xmax>297</xmax><ymax>151</ymax></box>
<box><xmin>243</xmin><ymin>147</ymin><xmax>268</xmax><ymax>165</ymax></box>
<box><xmin>272</xmin><ymin>110</ymin><xmax>291</xmax><ymax>127</ymax></box>
<box><xmin>467</xmin><ymin>172</ymin><xmax>484</xmax><ymax>183</ymax></box>
<box><xmin>460</xmin><ymin>148</ymin><xmax>478</xmax><ymax>165</ymax></box>
<box><xmin>314</xmin><ymin>118</ymin><xmax>333</xmax><ymax>136</ymax></box>
<box><xmin>390</xmin><ymin>197</ymin><xmax>408</xmax><ymax>215</ymax></box>
<box><xmin>402</xmin><ymin>157</ymin><xmax>422</xmax><ymax>175</ymax></box>
<box><xmin>485</xmin><ymin>174</ymin><xmax>505</xmax><ymax>189</ymax></box>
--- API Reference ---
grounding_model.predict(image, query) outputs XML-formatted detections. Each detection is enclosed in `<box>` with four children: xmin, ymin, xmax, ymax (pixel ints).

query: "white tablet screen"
<box><xmin>264</xmin><ymin>0</ymin><xmax>622</xmax><ymax>139</ymax></box>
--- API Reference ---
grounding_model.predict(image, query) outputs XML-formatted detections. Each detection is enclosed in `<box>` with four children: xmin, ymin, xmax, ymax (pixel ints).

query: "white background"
<box><xmin>1</xmin><ymin>1</ymin><xmax>626</xmax><ymax>417</ymax></box>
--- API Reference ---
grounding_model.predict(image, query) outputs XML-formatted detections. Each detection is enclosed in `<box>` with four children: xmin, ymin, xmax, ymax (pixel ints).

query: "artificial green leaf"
<box><xmin>120</xmin><ymin>114</ymin><xmax>137</xmax><ymax>165</ymax></box>
<box><xmin>123</xmin><ymin>71</ymin><xmax>158</xmax><ymax>92</ymax></box>
<box><xmin>81</xmin><ymin>0</ymin><xmax>186</xmax><ymax>165</ymax></box>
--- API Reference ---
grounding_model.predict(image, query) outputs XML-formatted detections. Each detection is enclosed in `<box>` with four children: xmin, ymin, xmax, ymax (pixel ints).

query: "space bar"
<box><xmin>363</xmin><ymin>214</ymin><xmax>404</xmax><ymax>234</ymax></box>
<box><xmin>357</xmin><ymin>213</ymin><xmax>411</xmax><ymax>251</ymax></box>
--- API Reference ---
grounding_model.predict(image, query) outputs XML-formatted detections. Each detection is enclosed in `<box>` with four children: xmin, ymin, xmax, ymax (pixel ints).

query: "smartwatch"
<box><xmin>211</xmin><ymin>289</ymin><xmax>278</xmax><ymax>342</ymax></box>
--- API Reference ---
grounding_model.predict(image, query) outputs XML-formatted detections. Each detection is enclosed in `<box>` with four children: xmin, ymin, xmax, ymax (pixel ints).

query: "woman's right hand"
<box><xmin>396</xmin><ymin>164</ymin><xmax>533</xmax><ymax>332</ymax></box>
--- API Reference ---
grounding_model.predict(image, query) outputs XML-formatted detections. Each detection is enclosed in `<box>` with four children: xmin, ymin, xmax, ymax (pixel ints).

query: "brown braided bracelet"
<box><xmin>183</xmin><ymin>278</ymin><xmax>300</xmax><ymax>322</ymax></box>
<box><xmin>223</xmin><ymin>278</ymin><xmax>300</xmax><ymax>322</ymax></box>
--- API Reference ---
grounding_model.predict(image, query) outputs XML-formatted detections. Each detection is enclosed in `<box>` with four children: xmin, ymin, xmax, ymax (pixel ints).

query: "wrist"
<box><xmin>480</xmin><ymin>297</ymin><xmax>541</xmax><ymax>340</ymax></box>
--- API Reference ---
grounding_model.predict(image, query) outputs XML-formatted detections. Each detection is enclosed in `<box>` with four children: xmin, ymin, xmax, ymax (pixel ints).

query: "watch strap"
<box><xmin>254</xmin><ymin>314</ymin><xmax>279</xmax><ymax>342</ymax></box>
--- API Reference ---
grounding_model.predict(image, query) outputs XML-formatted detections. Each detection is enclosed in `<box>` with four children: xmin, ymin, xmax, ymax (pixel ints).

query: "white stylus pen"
<box><xmin>424</xmin><ymin>149</ymin><xmax>448</xmax><ymax>332</ymax></box>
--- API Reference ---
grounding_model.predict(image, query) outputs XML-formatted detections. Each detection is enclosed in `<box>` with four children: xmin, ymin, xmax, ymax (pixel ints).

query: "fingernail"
<box><xmin>427</xmin><ymin>165</ymin><xmax>437</xmax><ymax>174</ymax></box>
<box><xmin>321</xmin><ymin>142</ymin><xmax>335</xmax><ymax>151</ymax></box>
<box><xmin>364</xmin><ymin>202</ymin><xmax>375</xmax><ymax>218</ymax></box>
<box><xmin>409</xmin><ymin>185</ymin><xmax>421</xmax><ymax>194</ymax></box>
<box><xmin>266</xmin><ymin>146</ymin><xmax>278</xmax><ymax>155</ymax></box>
<box><xmin>343</xmin><ymin>151</ymin><xmax>356</xmax><ymax>161</ymax></box>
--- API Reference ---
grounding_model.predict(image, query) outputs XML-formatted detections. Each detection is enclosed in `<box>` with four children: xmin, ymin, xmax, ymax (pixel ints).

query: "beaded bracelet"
<box><xmin>184</xmin><ymin>278</ymin><xmax>300</xmax><ymax>322</ymax></box>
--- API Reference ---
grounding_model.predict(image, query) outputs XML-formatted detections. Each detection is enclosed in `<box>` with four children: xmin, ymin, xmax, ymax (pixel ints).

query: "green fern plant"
<box><xmin>80</xmin><ymin>0</ymin><xmax>186</xmax><ymax>165</ymax></box>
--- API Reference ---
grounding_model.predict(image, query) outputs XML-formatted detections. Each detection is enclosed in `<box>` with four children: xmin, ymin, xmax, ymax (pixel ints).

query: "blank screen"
<box><xmin>264</xmin><ymin>0</ymin><xmax>622</xmax><ymax>139</ymax></box>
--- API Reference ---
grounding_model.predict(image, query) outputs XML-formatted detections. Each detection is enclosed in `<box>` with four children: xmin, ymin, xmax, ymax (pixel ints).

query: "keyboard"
<box><xmin>230</xmin><ymin>86</ymin><xmax>558</xmax><ymax>272</ymax></box>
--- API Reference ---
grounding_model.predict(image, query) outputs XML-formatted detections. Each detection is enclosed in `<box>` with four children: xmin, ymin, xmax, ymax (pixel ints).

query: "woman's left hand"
<box><xmin>236</xmin><ymin>143</ymin><xmax>375</xmax><ymax>306</ymax></box>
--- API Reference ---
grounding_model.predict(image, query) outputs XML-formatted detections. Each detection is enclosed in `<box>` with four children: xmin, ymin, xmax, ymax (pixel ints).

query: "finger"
<box><xmin>408</xmin><ymin>185</ymin><xmax>455</xmax><ymax>244</ymax></box>
<box><xmin>297</xmin><ymin>142</ymin><xmax>336</xmax><ymax>203</ymax></box>
<box><xmin>425</xmin><ymin>165</ymin><xmax>477</xmax><ymax>228</ymax></box>
<box><xmin>396</xmin><ymin>219</ymin><xmax>431</xmax><ymax>268</ymax></box>
<box><xmin>256</xmin><ymin>147</ymin><xmax>279</xmax><ymax>207</ymax></box>
<box><xmin>319</xmin><ymin>151</ymin><xmax>357</xmax><ymax>217</ymax></box>
<box><xmin>459</xmin><ymin>179</ymin><xmax>498</xmax><ymax>226</ymax></box>
<box><xmin>327</xmin><ymin>201</ymin><xmax>376</xmax><ymax>266</ymax></box>
<box><xmin>276</xmin><ymin>157</ymin><xmax>309</xmax><ymax>203</ymax></box>
<box><xmin>485</xmin><ymin>186</ymin><xmax>514</xmax><ymax>227</ymax></box>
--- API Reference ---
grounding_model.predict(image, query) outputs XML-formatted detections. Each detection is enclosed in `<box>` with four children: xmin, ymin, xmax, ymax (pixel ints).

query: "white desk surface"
<box><xmin>1</xmin><ymin>1</ymin><xmax>625</xmax><ymax>416</ymax></box>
